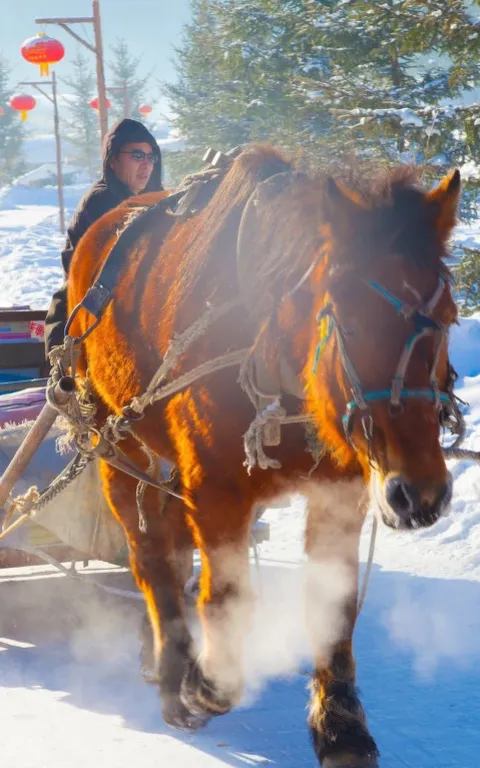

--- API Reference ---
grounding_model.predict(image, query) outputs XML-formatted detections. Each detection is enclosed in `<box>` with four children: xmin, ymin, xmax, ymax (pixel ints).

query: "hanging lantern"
<box><xmin>90</xmin><ymin>96</ymin><xmax>111</xmax><ymax>111</ymax></box>
<box><xmin>21</xmin><ymin>33</ymin><xmax>65</xmax><ymax>77</ymax></box>
<box><xmin>10</xmin><ymin>94</ymin><xmax>36</xmax><ymax>121</ymax></box>
<box><xmin>0</xmin><ymin>107</ymin><xmax>4</xmax><ymax>117</ymax></box>
<box><xmin>138</xmin><ymin>104</ymin><xmax>152</xmax><ymax>117</ymax></box>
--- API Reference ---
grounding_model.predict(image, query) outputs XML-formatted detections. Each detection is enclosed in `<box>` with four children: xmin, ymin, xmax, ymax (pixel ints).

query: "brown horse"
<box><xmin>66</xmin><ymin>144</ymin><xmax>460</xmax><ymax>767</ymax></box>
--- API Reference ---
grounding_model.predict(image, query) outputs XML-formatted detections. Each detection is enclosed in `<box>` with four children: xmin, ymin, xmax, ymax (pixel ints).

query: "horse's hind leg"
<box><xmin>101</xmin><ymin>461</ymin><xmax>205</xmax><ymax>731</ymax></box>
<box><xmin>180</xmin><ymin>486</ymin><xmax>254</xmax><ymax>718</ymax></box>
<box><xmin>304</xmin><ymin>480</ymin><xmax>379</xmax><ymax>768</ymax></box>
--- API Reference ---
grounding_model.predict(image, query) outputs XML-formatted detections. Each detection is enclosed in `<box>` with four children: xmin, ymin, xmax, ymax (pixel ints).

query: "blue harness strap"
<box><xmin>312</xmin><ymin>275</ymin><xmax>451</xmax><ymax>441</ymax></box>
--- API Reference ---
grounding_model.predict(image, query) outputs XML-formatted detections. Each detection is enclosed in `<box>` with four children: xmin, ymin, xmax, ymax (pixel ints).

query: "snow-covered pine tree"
<box><xmin>301</xmin><ymin>0</ymin><xmax>480</xmax><ymax>299</ymax></box>
<box><xmin>162</xmin><ymin>0</ymin><xmax>240</xmax><ymax>181</ymax></box>
<box><xmin>300</xmin><ymin>0</ymin><xmax>480</xmax><ymax>169</ymax></box>
<box><xmin>211</xmin><ymin>0</ymin><xmax>332</xmax><ymax>150</ymax></box>
<box><xmin>108</xmin><ymin>39</ymin><xmax>151</xmax><ymax>122</ymax></box>
<box><xmin>167</xmin><ymin>0</ymin><xmax>480</xmax><ymax>173</ymax></box>
<box><xmin>0</xmin><ymin>53</ymin><xmax>26</xmax><ymax>186</ymax></box>
<box><xmin>62</xmin><ymin>50</ymin><xmax>100</xmax><ymax>182</ymax></box>
<box><xmin>164</xmin><ymin>0</ymin><xmax>333</xmax><ymax>181</ymax></box>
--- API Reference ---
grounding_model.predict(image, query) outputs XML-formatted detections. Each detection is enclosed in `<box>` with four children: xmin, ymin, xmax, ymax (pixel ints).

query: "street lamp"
<box><xmin>35</xmin><ymin>0</ymin><xmax>108</xmax><ymax>146</ymax></box>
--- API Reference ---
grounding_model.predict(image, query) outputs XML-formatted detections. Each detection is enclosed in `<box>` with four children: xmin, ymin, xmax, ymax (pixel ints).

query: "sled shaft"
<box><xmin>0</xmin><ymin>376</ymin><xmax>75</xmax><ymax>510</ymax></box>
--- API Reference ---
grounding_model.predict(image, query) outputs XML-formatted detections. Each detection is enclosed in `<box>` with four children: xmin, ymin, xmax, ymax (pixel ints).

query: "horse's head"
<box><xmin>306</xmin><ymin>168</ymin><xmax>461</xmax><ymax>530</ymax></box>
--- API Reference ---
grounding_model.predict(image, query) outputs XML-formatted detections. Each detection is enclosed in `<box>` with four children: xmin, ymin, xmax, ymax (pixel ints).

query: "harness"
<box><xmin>44</xmin><ymin>154</ymin><xmax>463</xmax><ymax>511</ymax></box>
<box><xmin>315</xmin><ymin>275</ymin><xmax>453</xmax><ymax>456</ymax></box>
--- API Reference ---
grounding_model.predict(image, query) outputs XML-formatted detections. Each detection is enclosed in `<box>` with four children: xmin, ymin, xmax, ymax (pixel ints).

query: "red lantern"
<box><xmin>10</xmin><ymin>94</ymin><xmax>36</xmax><ymax>121</ymax></box>
<box><xmin>21</xmin><ymin>34</ymin><xmax>65</xmax><ymax>77</ymax></box>
<box><xmin>138</xmin><ymin>104</ymin><xmax>152</xmax><ymax>116</ymax></box>
<box><xmin>90</xmin><ymin>96</ymin><xmax>111</xmax><ymax>111</ymax></box>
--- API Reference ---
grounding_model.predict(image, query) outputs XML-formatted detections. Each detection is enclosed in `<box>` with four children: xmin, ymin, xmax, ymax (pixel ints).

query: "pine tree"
<box><xmin>0</xmin><ymin>53</ymin><xmax>26</xmax><ymax>186</ymax></box>
<box><xmin>108</xmin><ymin>39</ymin><xmax>151</xmax><ymax>122</ymax></box>
<box><xmin>62</xmin><ymin>50</ymin><xmax>100</xmax><ymax>181</ymax></box>
<box><xmin>163</xmin><ymin>0</ymin><xmax>332</xmax><ymax>181</ymax></box>
<box><xmin>166</xmin><ymin>0</ymin><xmax>480</xmax><ymax>173</ymax></box>
<box><xmin>298</xmin><ymin>0</ymin><xmax>480</xmax><ymax>165</ymax></box>
<box><xmin>162</xmin><ymin>0</ymin><xmax>235</xmax><ymax>180</ymax></box>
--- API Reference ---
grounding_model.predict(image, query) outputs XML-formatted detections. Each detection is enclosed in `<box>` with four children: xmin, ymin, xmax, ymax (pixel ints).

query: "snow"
<box><xmin>0</xmin><ymin>185</ymin><xmax>89</xmax><ymax>309</ymax></box>
<box><xmin>23</xmin><ymin>130</ymin><xmax>185</xmax><ymax>168</ymax></box>
<box><xmin>13</xmin><ymin>164</ymin><xmax>91</xmax><ymax>188</ymax></box>
<box><xmin>2</xmin><ymin>182</ymin><xmax>480</xmax><ymax>766</ymax></box>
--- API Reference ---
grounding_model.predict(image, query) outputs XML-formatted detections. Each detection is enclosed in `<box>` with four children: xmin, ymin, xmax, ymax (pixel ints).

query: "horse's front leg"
<box><xmin>304</xmin><ymin>480</ymin><xmax>379</xmax><ymax>768</ymax></box>
<box><xmin>180</xmin><ymin>486</ymin><xmax>255</xmax><ymax>718</ymax></box>
<box><xmin>101</xmin><ymin>461</ymin><xmax>204</xmax><ymax>731</ymax></box>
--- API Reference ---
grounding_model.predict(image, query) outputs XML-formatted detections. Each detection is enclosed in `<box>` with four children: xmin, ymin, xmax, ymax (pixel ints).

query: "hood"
<box><xmin>102</xmin><ymin>117</ymin><xmax>163</xmax><ymax>193</ymax></box>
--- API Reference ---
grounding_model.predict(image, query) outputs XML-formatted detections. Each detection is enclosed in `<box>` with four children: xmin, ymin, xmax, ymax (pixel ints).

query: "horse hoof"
<box><xmin>180</xmin><ymin>658</ymin><xmax>240</xmax><ymax>718</ymax></box>
<box><xmin>162</xmin><ymin>694</ymin><xmax>211</xmax><ymax>732</ymax></box>
<box><xmin>309</xmin><ymin>706</ymin><xmax>379</xmax><ymax>768</ymax></box>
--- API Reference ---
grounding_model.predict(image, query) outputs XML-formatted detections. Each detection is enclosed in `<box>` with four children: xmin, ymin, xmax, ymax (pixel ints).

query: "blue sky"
<box><xmin>1</xmin><ymin>0</ymin><xmax>192</xmax><ymax>132</ymax></box>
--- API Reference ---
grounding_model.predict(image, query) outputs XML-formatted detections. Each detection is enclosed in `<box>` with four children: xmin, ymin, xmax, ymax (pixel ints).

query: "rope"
<box><xmin>0</xmin><ymin>452</ymin><xmax>95</xmax><ymax>542</ymax></box>
<box><xmin>129</xmin><ymin>298</ymin><xmax>242</xmax><ymax>415</ymax></box>
<box><xmin>135</xmin><ymin>444</ymin><xmax>159</xmax><ymax>533</ymax></box>
<box><xmin>357</xmin><ymin>515</ymin><xmax>378</xmax><ymax>616</ymax></box>
<box><xmin>243</xmin><ymin>398</ymin><xmax>285</xmax><ymax>473</ymax></box>
<box><xmin>3</xmin><ymin>486</ymin><xmax>40</xmax><ymax>529</ymax></box>
<box><xmin>129</xmin><ymin>348</ymin><xmax>248</xmax><ymax>415</ymax></box>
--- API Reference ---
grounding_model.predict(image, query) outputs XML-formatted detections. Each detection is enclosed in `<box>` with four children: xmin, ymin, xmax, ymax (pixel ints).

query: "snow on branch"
<box><xmin>330</xmin><ymin>103</ymin><xmax>480</xmax><ymax>126</ymax></box>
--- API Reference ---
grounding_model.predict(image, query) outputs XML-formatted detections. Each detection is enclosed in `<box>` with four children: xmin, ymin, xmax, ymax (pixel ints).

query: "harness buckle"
<box><xmin>122</xmin><ymin>405</ymin><xmax>145</xmax><ymax>423</ymax></box>
<box><xmin>361</xmin><ymin>412</ymin><xmax>374</xmax><ymax>443</ymax></box>
<box><xmin>388</xmin><ymin>401</ymin><xmax>405</xmax><ymax>418</ymax></box>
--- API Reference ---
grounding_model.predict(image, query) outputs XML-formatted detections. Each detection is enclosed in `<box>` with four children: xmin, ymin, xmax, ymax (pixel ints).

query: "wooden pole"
<box><xmin>92</xmin><ymin>0</ymin><xmax>108</xmax><ymax>144</ymax></box>
<box><xmin>0</xmin><ymin>377</ymin><xmax>75</xmax><ymax>512</ymax></box>
<box><xmin>18</xmin><ymin>78</ymin><xmax>65</xmax><ymax>235</ymax></box>
<box><xmin>51</xmin><ymin>72</ymin><xmax>66</xmax><ymax>234</ymax></box>
<box><xmin>123</xmin><ymin>80</ymin><xmax>131</xmax><ymax>118</ymax></box>
<box><xmin>36</xmin><ymin>3</ymin><xmax>107</xmax><ymax>153</ymax></box>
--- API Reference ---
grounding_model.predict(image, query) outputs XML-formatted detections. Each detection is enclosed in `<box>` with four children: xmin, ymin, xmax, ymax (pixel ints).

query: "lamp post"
<box><xmin>18</xmin><ymin>72</ymin><xmax>65</xmax><ymax>234</ymax></box>
<box><xmin>35</xmin><ymin>0</ymin><xmax>108</xmax><ymax>146</ymax></box>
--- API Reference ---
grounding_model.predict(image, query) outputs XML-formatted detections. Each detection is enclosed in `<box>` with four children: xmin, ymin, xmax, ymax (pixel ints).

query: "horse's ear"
<box><xmin>426</xmin><ymin>169</ymin><xmax>461</xmax><ymax>239</ymax></box>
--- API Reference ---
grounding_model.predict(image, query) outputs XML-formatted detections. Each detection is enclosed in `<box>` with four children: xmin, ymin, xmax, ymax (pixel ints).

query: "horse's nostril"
<box><xmin>385</xmin><ymin>472</ymin><xmax>453</xmax><ymax>525</ymax></box>
<box><xmin>385</xmin><ymin>476</ymin><xmax>418</xmax><ymax>520</ymax></box>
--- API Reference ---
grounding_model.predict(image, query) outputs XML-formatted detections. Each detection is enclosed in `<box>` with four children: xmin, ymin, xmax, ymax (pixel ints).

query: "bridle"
<box><xmin>314</xmin><ymin>275</ymin><xmax>454</xmax><ymax>454</ymax></box>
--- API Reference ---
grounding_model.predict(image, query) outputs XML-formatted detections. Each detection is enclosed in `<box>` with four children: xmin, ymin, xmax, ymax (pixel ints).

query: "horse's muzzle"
<box><xmin>382</xmin><ymin>472</ymin><xmax>453</xmax><ymax>529</ymax></box>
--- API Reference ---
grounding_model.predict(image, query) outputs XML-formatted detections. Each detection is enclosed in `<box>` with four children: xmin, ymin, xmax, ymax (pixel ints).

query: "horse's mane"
<box><xmin>163</xmin><ymin>145</ymin><xmax>294</xmax><ymax>324</ymax></box>
<box><xmin>158</xmin><ymin>147</ymin><xmax>452</xmax><ymax>334</ymax></box>
<box><xmin>324</xmin><ymin>163</ymin><xmax>453</xmax><ymax>275</ymax></box>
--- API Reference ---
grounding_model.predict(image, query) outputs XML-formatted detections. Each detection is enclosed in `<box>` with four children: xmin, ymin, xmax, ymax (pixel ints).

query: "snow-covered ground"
<box><xmin>1</xmin><ymin>182</ymin><xmax>480</xmax><ymax>767</ymax></box>
<box><xmin>0</xmin><ymin>184</ymin><xmax>88</xmax><ymax>309</ymax></box>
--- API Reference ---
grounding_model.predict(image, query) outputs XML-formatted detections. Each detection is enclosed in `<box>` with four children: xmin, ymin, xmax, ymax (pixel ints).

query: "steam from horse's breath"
<box><xmin>199</xmin><ymin>479</ymin><xmax>365</xmax><ymax>703</ymax></box>
<box><xmin>383</xmin><ymin>573</ymin><xmax>480</xmax><ymax>680</ymax></box>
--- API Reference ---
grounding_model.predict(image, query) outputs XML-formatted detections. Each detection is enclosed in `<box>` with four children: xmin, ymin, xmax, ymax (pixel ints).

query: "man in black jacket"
<box><xmin>44</xmin><ymin>117</ymin><xmax>163</xmax><ymax>355</ymax></box>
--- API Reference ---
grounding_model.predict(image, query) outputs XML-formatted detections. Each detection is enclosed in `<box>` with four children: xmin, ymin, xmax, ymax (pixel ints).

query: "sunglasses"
<box><xmin>120</xmin><ymin>149</ymin><xmax>158</xmax><ymax>164</ymax></box>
